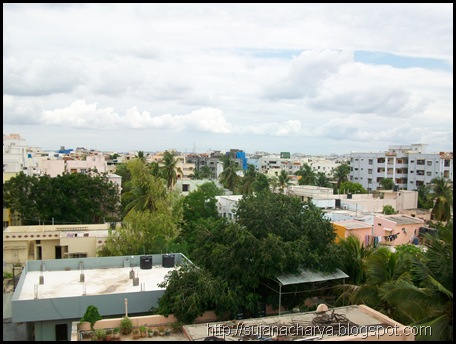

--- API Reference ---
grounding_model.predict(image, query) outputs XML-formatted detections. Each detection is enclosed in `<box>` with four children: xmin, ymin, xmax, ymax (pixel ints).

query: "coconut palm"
<box><xmin>336</xmin><ymin>235</ymin><xmax>372</xmax><ymax>285</ymax></box>
<box><xmin>428</xmin><ymin>176</ymin><xmax>453</xmax><ymax>222</ymax></box>
<box><xmin>332</xmin><ymin>164</ymin><xmax>350</xmax><ymax>190</ymax></box>
<box><xmin>379</xmin><ymin>221</ymin><xmax>453</xmax><ymax>341</ymax></box>
<box><xmin>295</xmin><ymin>163</ymin><xmax>316</xmax><ymax>186</ymax></box>
<box><xmin>160</xmin><ymin>150</ymin><xmax>183</xmax><ymax>190</ymax></box>
<box><xmin>240</xmin><ymin>164</ymin><xmax>257</xmax><ymax>195</ymax></box>
<box><xmin>219</xmin><ymin>155</ymin><xmax>241</xmax><ymax>192</ymax></box>
<box><xmin>315</xmin><ymin>172</ymin><xmax>332</xmax><ymax>188</ymax></box>
<box><xmin>277</xmin><ymin>169</ymin><xmax>291</xmax><ymax>194</ymax></box>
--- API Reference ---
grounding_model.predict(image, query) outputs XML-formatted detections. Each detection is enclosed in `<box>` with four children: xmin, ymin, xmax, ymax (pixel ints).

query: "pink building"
<box><xmin>332</xmin><ymin>220</ymin><xmax>373</xmax><ymax>245</ymax></box>
<box><xmin>372</xmin><ymin>214</ymin><xmax>424</xmax><ymax>246</ymax></box>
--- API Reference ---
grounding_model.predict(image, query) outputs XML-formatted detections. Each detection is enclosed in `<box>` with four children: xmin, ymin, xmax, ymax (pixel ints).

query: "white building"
<box><xmin>350</xmin><ymin>144</ymin><xmax>453</xmax><ymax>191</ymax></box>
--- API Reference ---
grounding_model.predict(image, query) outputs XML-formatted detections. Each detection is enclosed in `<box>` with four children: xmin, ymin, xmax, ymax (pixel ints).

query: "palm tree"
<box><xmin>295</xmin><ymin>163</ymin><xmax>316</xmax><ymax>186</ymax></box>
<box><xmin>160</xmin><ymin>150</ymin><xmax>183</xmax><ymax>190</ymax></box>
<box><xmin>379</xmin><ymin>221</ymin><xmax>453</xmax><ymax>341</ymax></box>
<box><xmin>332</xmin><ymin>164</ymin><xmax>350</xmax><ymax>190</ymax></box>
<box><xmin>336</xmin><ymin>235</ymin><xmax>372</xmax><ymax>285</ymax></box>
<box><xmin>219</xmin><ymin>155</ymin><xmax>241</xmax><ymax>192</ymax></box>
<box><xmin>315</xmin><ymin>172</ymin><xmax>332</xmax><ymax>188</ymax></box>
<box><xmin>277</xmin><ymin>169</ymin><xmax>291</xmax><ymax>194</ymax></box>
<box><xmin>428</xmin><ymin>176</ymin><xmax>453</xmax><ymax>222</ymax></box>
<box><xmin>240</xmin><ymin>164</ymin><xmax>257</xmax><ymax>195</ymax></box>
<box><xmin>379</xmin><ymin>178</ymin><xmax>395</xmax><ymax>190</ymax></box>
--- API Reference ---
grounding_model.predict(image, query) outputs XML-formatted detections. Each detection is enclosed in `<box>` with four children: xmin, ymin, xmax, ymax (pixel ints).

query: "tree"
<box><xmin>157</xmin><ymin>191</ymin><xmax>339</xmax><ymax>323</ymax></box>
<box><xmin>315</xmin><ymin>172</ymin><xmax>332</xmax><ymax>188</ymax></box>
<box><xmin>295</xmin><ymin>164</ymin><xmax>316</xmax><ymax>186</ymax></box>
<box><xmin>80</xmin><ymin>305</ymin><xmax>102</xmax><ymax>330</ymax></box>
<box><xmin>379</xmin><ymin>221</ymin><xmax>453</xmax><ymax>340</ymax></box>
<box><xmin>277</xmin><ymin>169</ymin><xmax>291</xmax><ymax>194</ymax></box>
<box><xmin>219</xmin><ymin>155</ymin><xmax>241</xmax><ymax>192</ymax></box>
<box><xmin>332</xmin><ymin>164</ymin><xmax>350</xmax><ymax>190</ymax></box>
<box><xmin>382</xmin><ymin>205</ymin><xmax>397</xmax><ymax>215</ymax></box>
<box><xmin>428</xmin><ymin>176</ymin><xmax>453</xmax><ymax>222</ymax></box>
<box><xmin>338</xmin><ymin>181</ymin><xmax>367</xmax><ymax>194</ymax></box>
<box><xmin>379</xmin><ymin>178</ymin><xmax>395</xmax><ymax>190</ymax></box>
<box><xmin>157</xmin><ymin>264</ymin><xmax>239</xmax><ymax>324</ymax></box>
<box><xmin>251</xmin><ymin>173</ymin><xmax>270</xmax><ymax>193</ymax></box>
<box><xmin>335</xmin><ymin>235</ymin><xmax>372</xmax><ymax>285</ymax></box>
<box><xmin>3</xmin><ymin>172</ymin><xmax>121</xmax><ymax>225</ymax></box>
<box><xmin>160</xmin><ymin>150</ymin><xmax>182</xmax><ymax>190</ymax></box>
<box><xmin>239</xmin><ymin>164</ymin><xmax>257</xmax><ymax>195</ymax></box>
<box><xmin>417</xmin><ymin>184</ymin><xmax>433</xmax><ymax>209</ymax></box>
<box><xmin>122</xmin><ymin>159</ymin><xmax>168</xmax><ymax>217</ymax></box>
<box><xmin>178</xmin><ymin>181</ymin><xmax>224</xmax><ymax>255</ymax></box>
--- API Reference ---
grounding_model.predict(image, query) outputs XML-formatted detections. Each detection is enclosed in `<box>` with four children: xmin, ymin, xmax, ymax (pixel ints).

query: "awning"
<box><xmin>383</xmin><ymin>228</ymin><xmax>393</xmax><ymax>231</ymax></box>
<box><xmin>276</xmin><ymin>268</ymin><xmax>349</xmax><ymax>286</ymax></box>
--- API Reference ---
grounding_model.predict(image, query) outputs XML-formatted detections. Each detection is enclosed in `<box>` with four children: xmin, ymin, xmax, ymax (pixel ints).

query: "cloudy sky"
<box><xmin>3</xmin><ymin>3</ymin><xmax>453</xmax><ymax>155</ymax></box>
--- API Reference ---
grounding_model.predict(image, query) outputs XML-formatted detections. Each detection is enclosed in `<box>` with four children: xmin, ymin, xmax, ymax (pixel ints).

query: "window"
<box><xmin>368</xmin><ymin>169</ymin><xmax>373</xmax><ymax>174</ymax></box>
<box><xmin>368</xmin><ymin>159</ymin><xmax>373</xmax><ymax>165</ymax></box>
<box><xmin>427</xmin><ymin>161</ymin><xmax>432</xmax><ymax>166</ymax></box>
<box><xmin>182</xmin><ymin>184</ymin><xmax>189</xmax><ymax>192</ymax></box>
<box><xmin>426</xmin><ymin>172</ymin><xmax>432</xmax><ymax>176</ymax></box>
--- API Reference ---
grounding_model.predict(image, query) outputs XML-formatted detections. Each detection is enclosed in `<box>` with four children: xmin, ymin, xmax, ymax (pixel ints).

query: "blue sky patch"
<box><xmin>354</xmin><ymin>50</ymin><xmax>451</xmax><ymax>71</ymax></box>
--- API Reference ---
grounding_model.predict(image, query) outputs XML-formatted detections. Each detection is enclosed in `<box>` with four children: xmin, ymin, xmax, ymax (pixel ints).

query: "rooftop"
<box><xmin>18</xmin><ymin>265</ymin><xmax>173</xmax><ymax>301</ymax></box>
<box><xmin>378</xmin><ymin>215</ymin><xmax>424</xmax><ymax>225</ymax></box>
<box><xmin>182</xmin><ymin>305</ymin><xmax>412</xmax><ymax>341</ymax></box>
<box><xmin>332</xmin><ymin>220</ymin><xmax>371</xmax><ymax>230</ymax></box>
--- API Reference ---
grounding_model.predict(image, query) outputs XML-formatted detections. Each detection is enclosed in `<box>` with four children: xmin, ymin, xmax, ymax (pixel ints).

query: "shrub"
<box><xmin>120</xmin><ymin>316</ymin><xmax>133</xmax><ymax>335</ymax></box>
<box><xmin>80</xmin><ymin>305</ymin><xmax>102</xmax><ymax>330</ymax></box>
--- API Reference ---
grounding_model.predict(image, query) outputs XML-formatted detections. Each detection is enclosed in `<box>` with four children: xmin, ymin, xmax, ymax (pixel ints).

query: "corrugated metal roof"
<box><xmin>276</xmin><ymin>268</ymin><xmax>349</xmax><ymax>286</ymax></box>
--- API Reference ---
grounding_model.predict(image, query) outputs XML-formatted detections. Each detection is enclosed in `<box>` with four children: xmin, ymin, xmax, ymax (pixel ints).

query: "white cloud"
<box><xmin>3</xmin><ymin>4</ymin><xmax>453</xmax><ymax>154</ymax></box>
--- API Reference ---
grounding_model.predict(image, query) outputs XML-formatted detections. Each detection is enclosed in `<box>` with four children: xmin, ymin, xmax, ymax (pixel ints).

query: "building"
<box><xmin>3</xmin><ymin>223</ymin><xmax>115</xmax><ymax>272</ymax></box>
<box><xmin>371</xmin><ymin>214</ymin><xmax>424</xmax><ymax>247</ymax></box>
<box><xmin>350</xmin><ymin>144</ymin><xmax>453</xmax><ymax>191</ymax></box>
<box><xmin>215</xmin><ymin>195</ymin><xmax>243</xmax><ymax>221</ymax></box>
<box><xmin>332</xmin><ymin>220</ymin><xmax>373</xmax><ymax>244</ymax></box>
<box><xmin>10</xmin><ymin>253</ymin><xmax>190</xmax><ymax>341</ymax></box>
<box><xmin>183</xmin><ymin>304</ymin><xmax>416</xmax><ymax>341</ymax></box>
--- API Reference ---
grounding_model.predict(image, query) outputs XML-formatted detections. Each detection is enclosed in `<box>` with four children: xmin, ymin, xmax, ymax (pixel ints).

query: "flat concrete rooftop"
<box><xmin>18</xmin><ymin>265</ymin><xmax>174</xmax><ymax>300</ymax></box>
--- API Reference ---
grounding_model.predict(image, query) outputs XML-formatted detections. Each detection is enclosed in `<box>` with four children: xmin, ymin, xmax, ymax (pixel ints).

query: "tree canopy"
<box><xmin>3</xmin><ymin>171</ymin><xmax>121</xmax><ymax>225</ymax></box>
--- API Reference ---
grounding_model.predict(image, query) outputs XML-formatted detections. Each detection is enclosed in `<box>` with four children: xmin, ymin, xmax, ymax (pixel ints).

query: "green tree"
<box><xmin>80</xmin><ymin>305</ymin><xmax>102</xmax><ymax>330</ymax></box>
<box><xmin>157</xmin><ymin>264</ymin><xmax>239</xmax><ymax>324</ymax></box>
<box><xmin>382</xmin><ymin>205</ymin><xmax>397</xmax><ymax>215</ymax></box>
<box><xmin>277</xmin><ymin>169</ymin><xmax>291</xmax><ymax>193</ymax></box>
<box><xmin>219</xmin><ymin>155</ymin><xmax>241</xmax><ymax>192</ymax></box>
<box><xmin>332</xmin><ymin>164</ymin><xmax>350</xmax><ymax>190</ymax></box>
<box><xmin>179</xmin><ymin>181</ymin><xmax>224</xmax><ymax>255</ymax></box>
<box><xmin>417</xmin><ymin>184</ymin><xmax>433</xmax><ymax>209</ymax></box>
<box><xmin>251</xmin><ymin>173</ymin><xmax>270</xmax><ymax>193</ymax></box>
<box><xmin>315</xmin><ymin>172</ymin><xmax>332</xmax><ymax>188</ymax></box>
<box><xmin>3</xmin><ymin>172</ymin><xmax>121</xmax><ymax>225</ymax></box>
<box><xmin>428</xmin><ymin>176</ymin><xmax>453</xmax><ymax>222</ymax></box>
<box><xmin>379</xmin><ymin>221</ymin><xmax>453</xmax><ymax>340</ymax></box>
<box><xmin>336</xmin><ymin>235</ymin><xmax>372</xmax><ymax>285</ymax></box>
<box><xmin>157</xmin><ymin>191</ymin><xmax>339</xmax><ymax>323</ymax></box>
<box><xmin>379</xmin><ymin>178</ymin><xmax>395</xmax><ymax>190</ymax></box>
<box><xmin>160</xmin><ymin>150</ymin><xmax>182</xmax><ymax>190</ymax></box>
<box><xmin>338</xmin><ymin>181</ymin><xmax>367</xmax><ymax>194</ymax></box>
<box><xmin>239</xmin><ymin>164</ymin><xmax>257</xmax><ymax>195</ymax></box>
<box><xmin>122</xmin><ymin>159</ymin><xmax>168</xmax><ymax>217</ymax></box>
<box><xmin>295</xmin><ymin>163</ymin><xmax>316</xmax><ymax>186</ymax></box>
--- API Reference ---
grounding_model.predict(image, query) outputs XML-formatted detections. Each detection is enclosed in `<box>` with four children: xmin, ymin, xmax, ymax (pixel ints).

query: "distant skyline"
<box><xmin>3</xmin><ymin>4</ymin><xmax>453</xmax><ymax>155</ymax></box>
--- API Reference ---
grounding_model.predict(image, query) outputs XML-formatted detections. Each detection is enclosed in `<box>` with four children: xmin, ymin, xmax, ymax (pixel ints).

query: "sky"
<box><xmin>3</xmin><ymin>3</ymin><xmax>453</xmax><ymax>155</ymax></box>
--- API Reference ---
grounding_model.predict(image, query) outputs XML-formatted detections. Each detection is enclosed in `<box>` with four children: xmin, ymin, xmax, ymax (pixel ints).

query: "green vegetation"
<box><xmin>80</xmin><ymin>305</ymin><xmax>102</xmax><ymax>330</ymax></box>
<box><xmin>3</xmin><ymin>171</ymin><xmax>121</xmax><ymax>225</ymax></box>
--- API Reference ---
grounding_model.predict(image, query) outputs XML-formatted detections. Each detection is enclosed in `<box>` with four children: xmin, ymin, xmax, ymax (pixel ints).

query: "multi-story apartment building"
<box><xmin>350</xmin><ymin>144</ymin><xmax>453</xmax><ymax>191</ymax></box>
<box><xmin>257</xmin><ymin>154</ymin><xmax>343</xmax><ymax>177</ymax></box>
